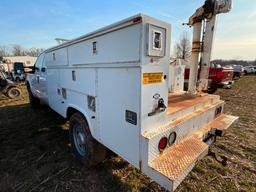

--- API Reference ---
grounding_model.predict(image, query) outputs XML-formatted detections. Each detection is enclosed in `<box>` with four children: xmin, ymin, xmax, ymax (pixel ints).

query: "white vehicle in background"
<box><xmin>232</xmin><ymin>65</ymin><xmax>243</xmax><ymax>78</ymax></box>
<box><xmin>26</xmin><ymin>1</ymin><xmax>238</xmax><ymax>191</ymax></box>
<box><xmin>243</xmin><ymin>66</ymin><xmax>255</xmax><ymax>75</ymax></box>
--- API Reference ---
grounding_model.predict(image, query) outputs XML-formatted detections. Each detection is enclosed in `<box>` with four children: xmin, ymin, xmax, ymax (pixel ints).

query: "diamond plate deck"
<box><xmin>167</xmin><ymin>93</ymin><xmax>219</xmax><ymax>115</ymax></box>
<box><xmin>150</xmin><ymin>136</ymin><xmax>208</xmax><ymax>181</ymax></box>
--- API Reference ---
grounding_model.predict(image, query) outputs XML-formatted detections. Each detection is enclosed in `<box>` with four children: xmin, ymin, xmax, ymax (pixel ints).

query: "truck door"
<box><xmin>32</xmin><ymin>53</ymin><xmax>47</xmax><ymax>102</ymax></box>
<box><xmin>30</xmin><ymin>54</ymin><xmax>42</xmax><ymax>97</ymax></box>
<box><xmin>38</xmin><ymin>55</ymin><xmax>48</xmax><ymax>104</ymax></box>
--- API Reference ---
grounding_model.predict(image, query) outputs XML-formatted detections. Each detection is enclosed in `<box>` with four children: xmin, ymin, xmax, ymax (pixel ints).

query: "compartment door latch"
<box><xmin>148</xmin><ymin>98</ymin><xmax>166</xmax><ymax>116</ymax></box>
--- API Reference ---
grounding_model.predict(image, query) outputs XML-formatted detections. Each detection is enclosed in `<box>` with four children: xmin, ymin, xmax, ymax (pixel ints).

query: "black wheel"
<box><xmin>27</xmin><ymin>84</ymin><xmax>40</xmax><ymax>108</ymax></box>
<box><xmin>208</xmin><ymin>87</ymin><xmax>217</xmax><ymax>94</ymax></box>
<box><xmin>69</xmin><ymin>112</ymin><xmax>106</xmax><ymax>166</ymax></box>
<box><xmin>7</xmin><ymin>87</ymin><xmax>21</xmax><ymax>99</ymax></box>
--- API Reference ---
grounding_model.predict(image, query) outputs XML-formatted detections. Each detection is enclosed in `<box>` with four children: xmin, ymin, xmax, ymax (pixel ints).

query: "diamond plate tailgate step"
<box><xmin>147</xmin><ymin>114</ymin><xmax>238</xmax><ymax>191</ymax></box>
<box><xmin>194</xmin><ymin>114</ymin><xmax>239</xmax><ymax>139</ymax></box>
<box><xmin>150</xmin><ymin>136</ymin><xmax>208</xmax><ymax>191</ymax></box>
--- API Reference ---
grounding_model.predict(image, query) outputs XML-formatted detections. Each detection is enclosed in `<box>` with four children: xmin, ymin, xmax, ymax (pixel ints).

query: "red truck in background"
<box><xmin>184</xmin><ymin>65</ymin><xmax>234</xmax><ymax>93</ymax></box>
<box><xmin>221</xmin><ymin>66</ymin><xmax>234</xmax><ymax>88</ymax></box>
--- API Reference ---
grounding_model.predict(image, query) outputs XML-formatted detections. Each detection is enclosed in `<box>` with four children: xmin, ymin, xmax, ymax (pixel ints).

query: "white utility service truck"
<box><xmin>26</xmin><ymin>0</ymin><xmax>238</xmax><ymax>191</ymax></box>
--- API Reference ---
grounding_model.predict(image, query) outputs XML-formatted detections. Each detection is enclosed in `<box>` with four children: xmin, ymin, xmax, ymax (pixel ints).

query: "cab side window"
<box><xmin>41</xmin><ymin>55</ymin><xmax>46</xmax><ymax>73</ymax></box>
<box><xmin>34</xmin><ymin>54</ymin><xmax>45</xmax><ymax>72</ymax></box>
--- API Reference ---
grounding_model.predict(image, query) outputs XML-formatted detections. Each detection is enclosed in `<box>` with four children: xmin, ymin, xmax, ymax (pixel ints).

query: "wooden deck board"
<box><xmin>167</xmin><ymin>93</ymin><xmax>217</xmax><ymax>115</ymax></box>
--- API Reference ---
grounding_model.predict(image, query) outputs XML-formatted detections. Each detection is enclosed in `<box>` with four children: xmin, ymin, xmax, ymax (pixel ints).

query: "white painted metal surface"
<box><xmin>188</xmin><ymin>22</ymin><xmax>202</xmax><ymax>95</ymax></box>
<box><xmin>198</xmin><ymin>16</ymin><xmax>217</xmax><ymax>91</ymax></box>
<box><xmin>28</xmin><ymin>14</ymin><xmax>172</xmax><ymax>169</ymax></box>
<box><xmin>187</xmin><ymin>0</ymin><xmax>232</xmax><ymax>94</ymax></box>
<box><xmin>169</xmin><ymin>59</ymin><xmax>185</xmax><ymax>93</ymax></box>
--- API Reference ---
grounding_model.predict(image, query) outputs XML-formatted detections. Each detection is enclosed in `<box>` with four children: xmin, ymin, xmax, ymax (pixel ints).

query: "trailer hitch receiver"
<box><xmin>203</xmin><ymin>128</ymin><xmax>224</xmax><ymax>144</ymax></box>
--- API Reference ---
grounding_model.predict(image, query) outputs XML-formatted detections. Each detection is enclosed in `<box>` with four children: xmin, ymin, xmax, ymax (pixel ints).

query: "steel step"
<box><xmin>193</xmin><ymin>114</ymin><xmax>239</xmax><ymax>139</ymax></box>
<box><xmin>145</xmin><ymin>114</ymin><xmax>238</xmax><ymax>192</ymax></box>
<box><xmin>150</xmin><ymin>136</ymin><xmax>208</xmax><ymax>191</ymax></box>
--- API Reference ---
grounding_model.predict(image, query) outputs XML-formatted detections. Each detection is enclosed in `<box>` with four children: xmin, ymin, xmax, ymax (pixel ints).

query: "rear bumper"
<box><xmin>220</xmin><ymin>80</ymin><xmax>234</xmax><ymax>89</ymax></box>
<box><xmin>147</xmin><ymin>114</ymin><xmax>238</xmax><ymax>191</ymax></box>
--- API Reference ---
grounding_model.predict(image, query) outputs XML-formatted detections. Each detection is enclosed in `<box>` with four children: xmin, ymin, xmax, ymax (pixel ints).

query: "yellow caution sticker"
<box><xmin>143</xmin><ymin>72</ymin><xmax>163</xmax><ymax>84</ymax></box>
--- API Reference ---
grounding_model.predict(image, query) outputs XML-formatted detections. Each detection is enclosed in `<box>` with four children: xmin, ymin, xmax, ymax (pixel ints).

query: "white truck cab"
<box><xmin>27</xmin><ymin>53</ymin><xmax>48</xmax><ymax>105</ymax></box>
<box><xmin>26</xmin><ymin>13</ymin><xmax>238</xmax><ymax>192</ymax></box>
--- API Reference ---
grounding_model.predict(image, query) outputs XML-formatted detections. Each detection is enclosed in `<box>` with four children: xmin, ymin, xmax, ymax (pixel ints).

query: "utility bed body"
<box><xmin>27</xmin><ymin>14</ymin><xmax>238</xmax><ymax>191</ymax></box>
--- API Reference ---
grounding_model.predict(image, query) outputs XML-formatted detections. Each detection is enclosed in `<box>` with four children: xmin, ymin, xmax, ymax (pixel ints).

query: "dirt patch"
<box><xmin>0</xmin><ymin>77</ymin><xmax>255</xmax><ymax>192</ymax></box>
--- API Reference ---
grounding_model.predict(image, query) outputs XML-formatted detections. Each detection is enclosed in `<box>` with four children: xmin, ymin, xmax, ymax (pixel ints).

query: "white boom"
<box><xmin>187</xmin><ymin>0</ymin><xmax>232</xmax><ymax>95</ymax></box>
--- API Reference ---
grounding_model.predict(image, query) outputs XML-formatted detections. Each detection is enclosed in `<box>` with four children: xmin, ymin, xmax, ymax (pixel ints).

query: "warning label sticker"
<box><xmin>143</xmin><ymin>72</ymin><xmax>163</xmax><ymax>84</ymax></box>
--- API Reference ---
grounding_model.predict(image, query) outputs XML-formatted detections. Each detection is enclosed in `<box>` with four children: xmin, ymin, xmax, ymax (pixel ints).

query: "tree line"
<box><xmin>1</xmin><ymin>41</ymin><xmax>255</xmax><ymax>66</ymax></box>
<box><xmin>172</xmin><ymin>32</ymin><xmax>256</xmax><ymax>66</ymax></box>
<box><xmin>0</xmin><ymin>44</ymin><xmax>44</xmax><ymax>58</ymax></box>
<box><xmin>211</xmin><ymin>59</ymin><xmax>256</xmax><ymax>67</ymax></box>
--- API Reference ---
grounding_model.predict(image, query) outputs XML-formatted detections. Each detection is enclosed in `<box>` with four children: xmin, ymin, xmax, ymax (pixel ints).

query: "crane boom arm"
<box><xmin>187</xmin><ymin>0</ymin><xmax>232</xmax><ymax>95</ymax></box>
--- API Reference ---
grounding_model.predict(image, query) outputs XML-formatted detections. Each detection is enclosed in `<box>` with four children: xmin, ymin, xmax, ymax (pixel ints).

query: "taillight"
<box><xmin>168</xmin><ymin>132</ymin><xmax>177</xmax><ymax>146</ymax></box>
<box><xmin>158</xmin><ymin>137</ymin><xmax>168</xmax><ymax>152</ymax></box>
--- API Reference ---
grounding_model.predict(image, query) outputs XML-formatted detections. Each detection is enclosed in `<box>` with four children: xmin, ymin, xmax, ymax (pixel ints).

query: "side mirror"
<box><xmin>41</xmin><ymin>67</ymin><xmax>46</xmax><ymax>72</ymax></box>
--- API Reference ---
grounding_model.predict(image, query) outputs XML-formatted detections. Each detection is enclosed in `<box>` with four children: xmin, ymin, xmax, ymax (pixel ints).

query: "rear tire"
<box><xmin>7</xmin><ymin>87</ymin><xmax>21</xmax><ymax>99</ymax></box>
<box><xmin>27</xmin><ymin>84</ymin><xmax>40</xmax><ymax>108</ymax></box>
<box><xmin>208</xmin><ymin>87</ymin><xmax>217</xmax><ymax>94</ymax></box>
<box><xmin>69</xmin><ymin>112</ymin><xmax>106</xmax><ymax>166</ymax></box>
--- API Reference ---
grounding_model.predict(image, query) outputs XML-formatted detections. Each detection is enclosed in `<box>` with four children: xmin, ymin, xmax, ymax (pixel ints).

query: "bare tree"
<box><xmin>12</xmin><ymin>44</ymin><xmax>26</xmax><ymax>56</ymax></box>
<box><xmin>0</xmin><ymin>45</ymin><xmax>11</xmax><ymax>57</ymax></box>
<box><xmin>1</xmin><ymin>44</ymin><xmax>44</xmax><ymax>57</ymax></box>
<box><xmin>174</xmin><ymin>31</ymin><xmax>191</xmax><ymax>59</ymax></box>
<box><xmin>25</xmin><ymin>47</ymin><xmax>44</xmax><ymax>57</ymax></box>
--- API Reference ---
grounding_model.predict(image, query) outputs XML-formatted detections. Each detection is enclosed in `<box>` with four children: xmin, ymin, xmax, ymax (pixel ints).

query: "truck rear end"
<box><xmin>140</xmin><ymin>92</ymin><xmax>238</xmax><ymax>191</ymax></box>
<box><xmin>33</xmin><ymin>12</ymin><xmax>237</xmax><ymax>192</ymax></box>
<box><xmin>134</xmin><ymin>16</ymin><xmax>238</xmax><ymax>191</ymax></box>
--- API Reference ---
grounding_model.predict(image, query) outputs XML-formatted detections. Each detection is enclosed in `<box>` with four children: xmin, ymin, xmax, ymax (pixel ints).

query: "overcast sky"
<box><xmin>0</xmin><ymin>0</ymin><xmax>255</xmax><ymax>60</ymax></box>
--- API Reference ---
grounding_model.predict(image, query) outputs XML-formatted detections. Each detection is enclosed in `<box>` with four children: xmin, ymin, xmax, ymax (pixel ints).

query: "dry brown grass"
<box><xmin>0</xmin><ymin>77</ymin><xmax>255</xmax><ymax>192</ymax></box>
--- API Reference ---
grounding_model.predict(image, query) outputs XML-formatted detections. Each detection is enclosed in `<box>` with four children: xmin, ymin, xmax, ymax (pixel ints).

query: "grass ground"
<box><xmin>0</xmin><ymin>76</ymin><xmax>255</xmax><ymax>192</ymax></box>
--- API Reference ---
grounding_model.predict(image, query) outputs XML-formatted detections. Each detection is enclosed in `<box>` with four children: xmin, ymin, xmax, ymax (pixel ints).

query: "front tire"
<box><xmin>69</xmin><ymin>112</ymin><xmax>106</xmax><ymax>166</ymax></box>
<box><xmin>7</xmin><ymin>87</ymin><xmax>21</xmax><ymax>99</ymax></box>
